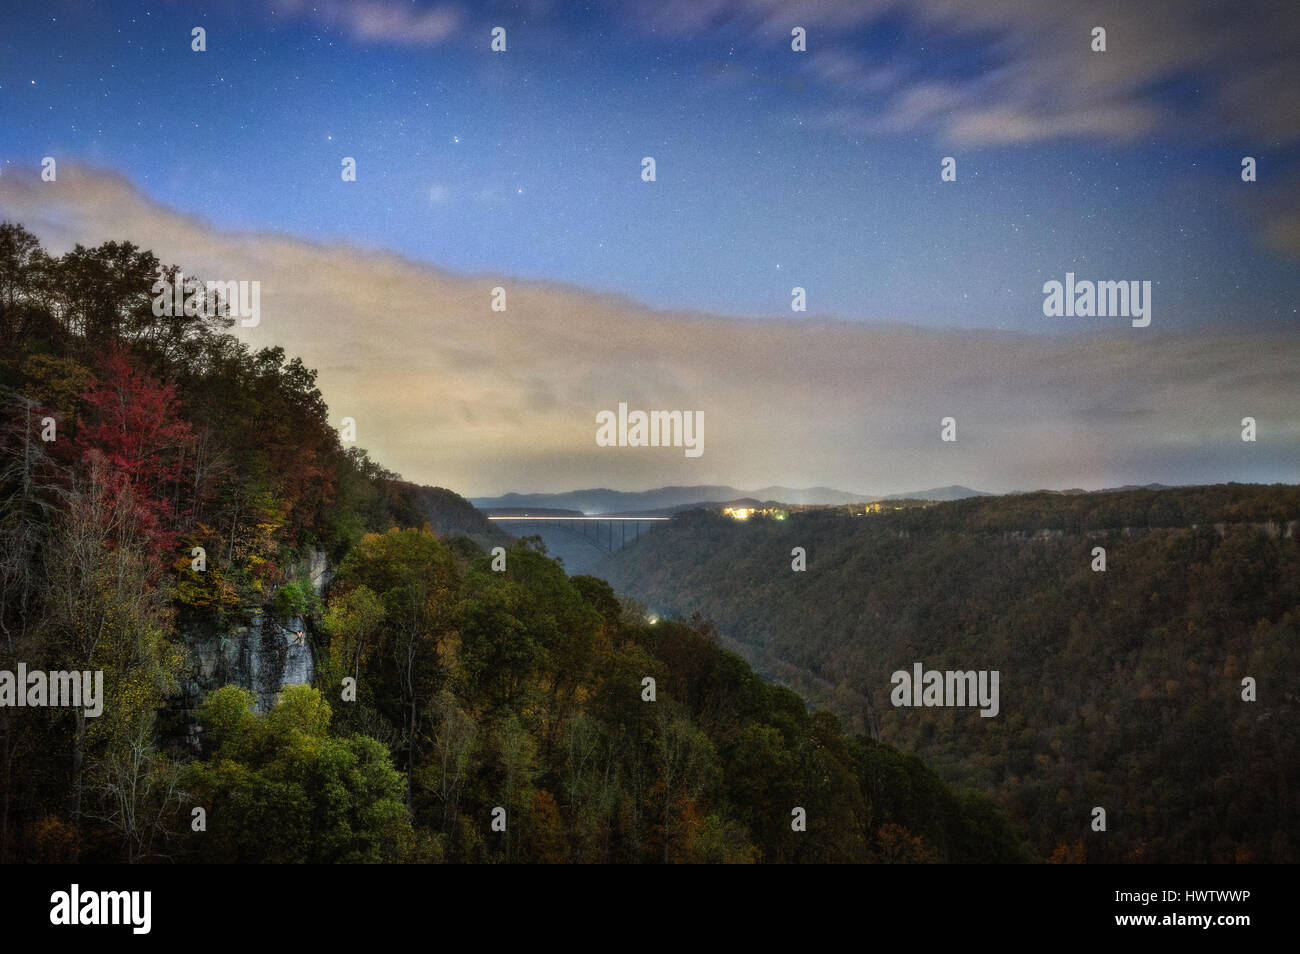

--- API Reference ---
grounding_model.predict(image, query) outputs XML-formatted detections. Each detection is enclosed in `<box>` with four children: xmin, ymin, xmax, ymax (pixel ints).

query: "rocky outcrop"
<box><xmin>186</xmin><ymin>611</ymin><xmax>314</xmax><ymax>713</ymax></box>
<box><xmin>180</xmin><ymin>549</ymin><xmax>329</xmax><ymax>722</ymax></box>
<box><xmin>307</xmin><ymin>548</ymin><xmax>333</xmax><ymax>596</ymax></box>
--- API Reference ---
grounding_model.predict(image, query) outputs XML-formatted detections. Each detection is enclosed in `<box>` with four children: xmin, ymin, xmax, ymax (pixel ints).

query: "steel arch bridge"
<box><xmin>486</xmin><ymin>515</ymin><xmax>670</xmax><ymax>555</ymax></box>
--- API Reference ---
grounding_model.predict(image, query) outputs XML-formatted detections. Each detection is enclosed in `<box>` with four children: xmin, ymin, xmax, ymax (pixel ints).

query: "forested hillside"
<box><xmin>598</xmin><ymin>490</ymin><xmax>1300</xmax><ymax>863</ymax></box>
<box><xmin>387</xmin><ymin>482</ymin><xmax>511</xmax><ymax>552</ymax></box>
<box><xmin>0</xmin><ymin>223</ymin><xmax>1024</xmax><ymax>863</ymax></box>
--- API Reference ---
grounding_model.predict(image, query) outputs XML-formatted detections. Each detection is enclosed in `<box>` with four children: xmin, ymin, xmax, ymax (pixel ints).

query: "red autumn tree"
<box><xmin>74</xmin><ymin>349</ymin><xmax>193</xmax><ymax>556</ymax></box>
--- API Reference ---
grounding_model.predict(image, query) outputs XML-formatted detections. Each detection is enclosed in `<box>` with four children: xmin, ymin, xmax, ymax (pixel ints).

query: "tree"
<box><xmin>186</xmin><ymin>685</ymin><xmax>417</xmax><ymax>863</ymax></box>
<box><xmin>42</xmin><ymin>453</ymin><xmax>183</xmax><ymax>834</ymax></box>
<box><xmin>74</xmin><ymin>349</ymin><xmax>194</xmax><ymax>555</ymax></box>
<box><xmin>419</xmin><ymin>690</ymin><xmax>477</xmax><ymax>846</ymax></box>
<box><xmin>330</xmin><ymin>528</ymin><xmax>460</xmax><ymax>809</ymax></box>
<box><xmin>651</xmin><ymin>711</ymin><xmax>717</xmax><ymax>863</ymax></box>
<box><xmin>86</xmin><ymin>712</ymin><xmax>187</xmax><ymax>863</ymax></box>
<box><xmin>0</xmin><ymin>223</ymin><xmax>55</xmax><ymax>345</ymax></box>
<box><xmin>494</xmin><ymin>713</ymin><xmax>537</xmax><ymax>863</ymax></box>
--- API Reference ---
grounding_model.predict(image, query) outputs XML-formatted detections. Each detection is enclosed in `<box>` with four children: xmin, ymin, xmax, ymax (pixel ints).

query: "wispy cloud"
<box><xmin>278</xmin><ymin>0</ymin><xmax>461</xmax><ymax>46</ymax></box>
<box><xmin>4</xmin><ymin>164</ymin><xmax>1298</xmax><ymax>495</ymax></box>
<box><xmin>252</xmin><ymin>1</ymin><xmax>1297</xmax><ymax>145</ymax></box>
<box><xmin>614</xmin><ymin>0</ymin><xmax>1300</xmax><ymax>146</ymax></box>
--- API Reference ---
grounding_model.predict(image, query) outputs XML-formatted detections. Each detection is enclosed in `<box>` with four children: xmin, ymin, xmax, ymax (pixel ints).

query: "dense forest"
<box><xmin>598</xmin><ymin>489</ymin><xmax>1300</xmax><ymax>863</ymax></box>
<box><xmin>0</xmin><ymin>222</ymin><xmax>1026</xmax><ymax>863</ymax></box>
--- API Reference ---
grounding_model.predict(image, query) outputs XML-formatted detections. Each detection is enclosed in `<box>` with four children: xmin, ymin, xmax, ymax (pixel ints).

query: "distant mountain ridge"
<box><xmin>880</xmin><ymin>485</ymin><xmax>993</xmax><ymax>501</ymax></box>
<box><xmin>471</xmin><ymin>484</ymin><xmax>990</xmax><ymax>514</ymax></box>
<box><xmin>470</xmin><ymin>483</ymin><xmax>1196</xmax><ymax>513</ymax></box>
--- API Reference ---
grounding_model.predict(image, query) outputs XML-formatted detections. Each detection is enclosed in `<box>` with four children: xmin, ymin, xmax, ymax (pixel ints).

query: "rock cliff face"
<box><xmin>307</xmin><ymin>548</ymin><xmax>333</xmax><ymax>596</ymax></box>
<box><xmin>180</xmin><ymin>549</ymin><xmax>328</xmax><ymax>721</ymax></box>
<box><xmin>188</xmin><ymin>611</ymin><xmax>315</xmax><ymax>712</ymax></box>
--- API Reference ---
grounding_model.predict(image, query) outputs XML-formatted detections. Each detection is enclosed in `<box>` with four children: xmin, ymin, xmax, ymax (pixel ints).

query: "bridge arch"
<box><xmin>486</xmin><ymin>515</ymin><xmax>669</xmax><ymax>555</ymax></box>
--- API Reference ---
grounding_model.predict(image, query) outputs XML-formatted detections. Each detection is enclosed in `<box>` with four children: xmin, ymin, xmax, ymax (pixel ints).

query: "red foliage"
<box><xmin>74</xmin><ymin>349</ymin><xmax>194</xmax><ymax>553</ymax></box>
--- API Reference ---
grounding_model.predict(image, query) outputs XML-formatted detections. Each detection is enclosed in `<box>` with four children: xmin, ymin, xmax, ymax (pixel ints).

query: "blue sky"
<box><xmin>1</xmin><ymin>1</ymin><xmax>1297</xmax><ymax>494</ymax></box>
<box><xmin>3</xmin><ymin>0</ymin><xmax>1297</xmax><ymax>331</ymax></box>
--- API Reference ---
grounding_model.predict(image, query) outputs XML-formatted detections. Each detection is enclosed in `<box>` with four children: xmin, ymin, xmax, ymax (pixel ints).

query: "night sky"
<box><xmin>2</xmin><ymin>0</ymin><xmax>1297</xmax><ymax>495</ymax></box>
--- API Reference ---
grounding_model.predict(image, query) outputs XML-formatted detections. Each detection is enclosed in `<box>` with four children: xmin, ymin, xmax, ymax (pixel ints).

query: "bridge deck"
<box><xmin>486</xmin><ymin>515</ymin><xmax>669</xmax><ymax>554</ymax></box>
